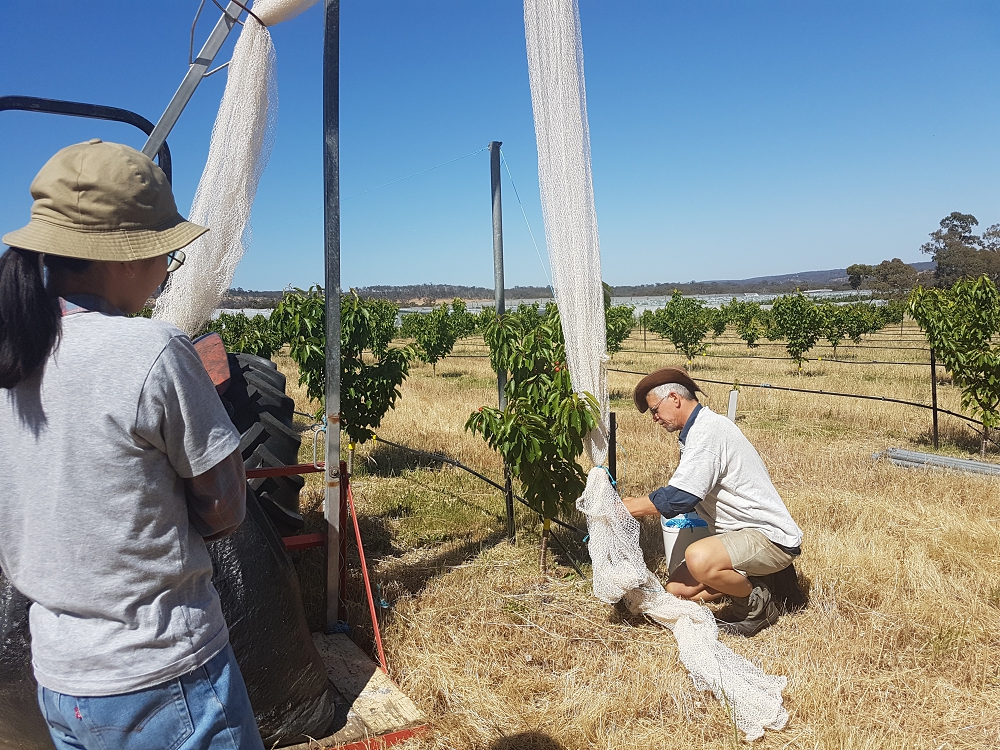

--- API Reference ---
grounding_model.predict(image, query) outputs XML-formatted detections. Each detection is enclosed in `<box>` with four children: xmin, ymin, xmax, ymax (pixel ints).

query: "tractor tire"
<box><xmin>220</xmin><ymin>356</ymin><xmax>304</xmax><ymax>539</ymax></box>
<box><xmin>235</xmin><ymin>353</ymin><xmax>286</xmax><ymax>393</ymax></box>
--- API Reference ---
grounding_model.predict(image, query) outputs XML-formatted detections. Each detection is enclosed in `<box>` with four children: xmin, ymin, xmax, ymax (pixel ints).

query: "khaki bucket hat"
<box><xmin>2</xmin><ymin>139</ymin><xmax>207</xmax><ymax>261</ymax></box>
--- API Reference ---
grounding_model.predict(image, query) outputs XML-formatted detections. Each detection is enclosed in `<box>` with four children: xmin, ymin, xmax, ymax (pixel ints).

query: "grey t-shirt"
<box><xmin>0</xmin><ymin>302</ymin><xmax>239</xmax><ymax>696</ymax></box>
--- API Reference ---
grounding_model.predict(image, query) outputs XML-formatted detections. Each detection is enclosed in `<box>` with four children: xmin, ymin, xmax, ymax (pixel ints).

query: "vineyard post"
<box><xmin>930</xmin><ymin>347</ymin><xmax>939</xmax><ymax>449</ymax></box>
<box><xmin>608</xmin><ymin>412</ymin><xmax>617</xmax><ymax>483</ymax></box>
<box><xmin>489</xmin><ymin>140</ymin><xmax>516</xmax><ymax>543</ymax></box>
<box><xmin>322</xmin><ymin>0</ymin><xmax>343</xmax><ymax>631</ymax></box>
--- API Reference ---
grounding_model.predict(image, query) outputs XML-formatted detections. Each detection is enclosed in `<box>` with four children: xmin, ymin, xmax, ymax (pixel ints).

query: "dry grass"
<box><xmin>274</xmin><ymin>324</ymin><xmax>1000</xmax><ymax>749</ymax></box>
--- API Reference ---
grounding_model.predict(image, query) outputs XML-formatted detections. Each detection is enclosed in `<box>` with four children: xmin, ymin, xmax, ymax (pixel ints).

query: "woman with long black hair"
<box><xmin>0</xmin><ymin>139</ymin><xmax>264</xmax><ymax>750</ymax></box>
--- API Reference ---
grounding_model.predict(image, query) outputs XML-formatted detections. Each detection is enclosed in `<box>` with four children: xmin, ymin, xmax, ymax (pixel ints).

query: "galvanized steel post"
<box><xmin>323</xmin><ymin>0</ymin><xmax>342</xmax><ymax>631</ymax></box>
<box><xmin>488</xmin><ymin>141</ymin><xmax>515</xmax><ymax>543</ymax></box>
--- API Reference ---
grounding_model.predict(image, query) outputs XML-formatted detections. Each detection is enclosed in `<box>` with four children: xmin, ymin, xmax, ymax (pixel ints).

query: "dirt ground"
<box><xmin>278</xmin><ymin>322</ymin><xmax>1000</xmax><ymax>749</ymax></box>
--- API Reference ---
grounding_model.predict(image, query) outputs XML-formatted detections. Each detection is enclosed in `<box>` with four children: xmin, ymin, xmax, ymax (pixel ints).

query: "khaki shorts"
<box><xmin>718</xmin><ymin>528</ymin><xmax>796</xmax><ymax>577</ymax></box>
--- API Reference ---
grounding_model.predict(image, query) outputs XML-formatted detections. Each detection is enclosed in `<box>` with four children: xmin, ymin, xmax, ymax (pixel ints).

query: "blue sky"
<box><xmin>2</xmin><ymin>1</ymin><xmax>998</xmax><ymax>290</ymax></box>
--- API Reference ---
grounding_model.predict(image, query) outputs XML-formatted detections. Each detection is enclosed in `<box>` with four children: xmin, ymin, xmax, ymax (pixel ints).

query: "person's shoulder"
<box><xmin>688</xmin><ymin>407</ymin><xmax>736</xmax><ymax>443</ymax></box>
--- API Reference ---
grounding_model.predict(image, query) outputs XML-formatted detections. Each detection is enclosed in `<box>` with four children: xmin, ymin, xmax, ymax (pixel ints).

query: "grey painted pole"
<box><xmin>323</xmin><ymin>0</ymin><xmax>342</xmax><ymax>631</ymax></box>
<box><xmin>488</xmin><ymin>141</ymin><xmax>515</xmax><ymax>543</ymax></box>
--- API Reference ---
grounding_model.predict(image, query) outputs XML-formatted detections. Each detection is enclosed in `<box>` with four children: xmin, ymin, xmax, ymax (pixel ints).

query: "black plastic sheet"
<box><xmin>209</xmin><ymin>489</ymin><xmax>338</xmax><ymax>746</ymax></box>
<box><xmin>0</xmin><ymin>574</ymin><xmax>52</xmax><ymax>750</ymax></box>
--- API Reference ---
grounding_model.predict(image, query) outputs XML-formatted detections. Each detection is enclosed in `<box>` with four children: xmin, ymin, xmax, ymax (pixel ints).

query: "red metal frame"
<box><xmin>331</xmin><ymin>724</ymin><xmax>430</xmax><ymax>750</ymax></box>
<box><xmin>245</xmin><ymin>462</ymin><xmax>325</xmax><ymax>479</ymax></box>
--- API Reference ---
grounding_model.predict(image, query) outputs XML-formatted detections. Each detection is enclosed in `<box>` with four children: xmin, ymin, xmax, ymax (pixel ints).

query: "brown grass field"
<box><xmin>276</xmin><ymin>321</ymin><xmax>1000</xmax><ymax>749</ymax></box>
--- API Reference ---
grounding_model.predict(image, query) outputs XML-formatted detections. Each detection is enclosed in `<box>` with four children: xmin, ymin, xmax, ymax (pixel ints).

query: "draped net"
<box><xmin>577</xmin><ymin>468</ymin><xmax>789</xmax><ymax>741</ymax></box>
<box><xmin>523</xmin><ymin>0</ymin><xmax>608</xmax><ymax>464</ymax></box>
<box><xmin>525</xmin><ymin>0</ymin><xmax>789</xmax><ymax>739</ymax></box>
<box><xmin>155</xmin><ymin>0</ymin><xmax>319</xmax><ymax>335</ymax></box>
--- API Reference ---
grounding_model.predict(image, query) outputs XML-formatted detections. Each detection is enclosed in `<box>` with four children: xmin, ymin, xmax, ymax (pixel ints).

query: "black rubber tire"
<box><xmin>244</xmin><ymin>372</ymin><xmax>295</xmax><ymax>427</ymax></box>
<box><xmin>236</xmin><ymin>353</ymin><xmax>286</xmax><ymax>392</ymax></box>
<box><xmin>238</xmin><ymin>412</ymin><xmax>301</xmax><ymax>467</ymax></box>
<box><xmin>221</xmin><ymin>356</ymin><xmax>304</xmax><ymax>538</ymax></box>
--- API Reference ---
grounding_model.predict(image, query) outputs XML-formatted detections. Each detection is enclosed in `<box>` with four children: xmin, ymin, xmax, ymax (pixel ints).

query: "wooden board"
<box><xmin>283</xmin><ymin>633</ymin><xmax>426</xmax><ymax>749</ymax></box>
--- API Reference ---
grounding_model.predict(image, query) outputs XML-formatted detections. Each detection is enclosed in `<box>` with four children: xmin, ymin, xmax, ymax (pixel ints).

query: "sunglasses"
<box><xmin>166</xmin><ymin>250</ymin><xmax>186</xmax><ymax>273</ymax></box>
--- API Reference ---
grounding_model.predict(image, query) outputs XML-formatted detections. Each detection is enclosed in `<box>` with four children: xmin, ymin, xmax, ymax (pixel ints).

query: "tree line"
<box><xmin>848</xmin><ymin>211</ymin><xmax>1000</xmax><ymax>295</ymax></box>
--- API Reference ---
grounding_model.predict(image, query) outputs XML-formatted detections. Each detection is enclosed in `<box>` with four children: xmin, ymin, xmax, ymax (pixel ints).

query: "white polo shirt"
<box><xmin>668</xmin><ymin>406</ymin><xmax>802</xmax><ymax>549</ymax></box>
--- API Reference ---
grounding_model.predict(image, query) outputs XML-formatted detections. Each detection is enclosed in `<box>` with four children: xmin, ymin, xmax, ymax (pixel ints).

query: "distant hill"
<box><xmin>223</xmin><ymin>261</ymin><xmax>934</xmax><ymax>306</ymax></box>
<box><xmin>612</xmin><ymin>261</ymin><xmax>935</xmax><ymax>297</ymax></box>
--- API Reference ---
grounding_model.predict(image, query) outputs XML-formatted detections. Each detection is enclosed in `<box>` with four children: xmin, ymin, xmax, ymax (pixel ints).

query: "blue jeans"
<box><xmin>37</xmin><ymin>644</ymin><xmax>265</xmax><ymax>750</ymax></box>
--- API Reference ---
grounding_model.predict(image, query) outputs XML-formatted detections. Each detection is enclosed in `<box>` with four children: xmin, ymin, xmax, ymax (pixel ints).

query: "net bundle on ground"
<box><xmin>577</xmin><ymin>467</ymin><xmax>789</xmax><ymax>741</ymax></box>
<box><xmin>155</xmin><ymin>0</ymin><xmax>319</xmax><ymax>335</ymax></box>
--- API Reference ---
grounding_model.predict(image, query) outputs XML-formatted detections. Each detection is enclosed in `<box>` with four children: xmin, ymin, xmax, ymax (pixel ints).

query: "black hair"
<box><xmin>0</xmin><ymin>247</ymin><xmax>92</xmax><ymax>389</ymax></box>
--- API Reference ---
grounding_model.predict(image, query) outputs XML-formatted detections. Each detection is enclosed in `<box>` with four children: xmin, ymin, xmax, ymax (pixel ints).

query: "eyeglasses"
<box><xmin>649</xmin><ymin>395</ymin><xmax>667</xmax><ymax>417</ymax></box>
<box><xmin>166</xmin><ymin>250</ymin><xmax>186</xmax><ymax>273</ymax></box>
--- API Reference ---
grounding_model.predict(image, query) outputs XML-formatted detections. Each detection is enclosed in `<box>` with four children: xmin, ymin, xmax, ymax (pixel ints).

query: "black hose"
<box><xmin>370</xmin><ymin>435</ymin><xmax>588</xmax><ymax>537</ymax></box>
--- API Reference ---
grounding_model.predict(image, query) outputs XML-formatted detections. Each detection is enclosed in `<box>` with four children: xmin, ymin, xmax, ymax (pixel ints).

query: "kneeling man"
<box><xmin>622</xmin><ymin>367</ymin><xmax>803</xmax><ymax>636</ymax></box>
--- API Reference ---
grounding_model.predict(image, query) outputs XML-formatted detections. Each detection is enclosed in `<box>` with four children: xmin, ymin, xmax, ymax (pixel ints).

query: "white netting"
<box><xmin>577</xmin><ymin>467</ymin><xmax>789</xmax><ymax>741</ymax></box>
<box><xmin>154</xmin><ymin>0</ymin><xmax>319</xmax><ymax>335</ymax></box>
<box><xmin>523</xmin><ymin>0</ymin><xmax>608</xmax><ymax>464</ymax></box>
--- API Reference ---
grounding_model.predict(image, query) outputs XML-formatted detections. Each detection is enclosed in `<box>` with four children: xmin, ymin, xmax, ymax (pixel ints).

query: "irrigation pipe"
<box><xmin>369</xmin><ymin>435</ymin><xmax>588</xmax><ymax>537</ymax></box>
<box><xmin>608</xmin><ymin>367</ymin><xmax>985</xmax><ymax>430</ymax></box>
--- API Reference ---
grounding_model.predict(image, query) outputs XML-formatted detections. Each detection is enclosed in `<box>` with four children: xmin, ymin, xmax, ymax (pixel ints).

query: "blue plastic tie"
<box><xmin>328</xmin><ymin>621</ymin><xmax>351</xmax><ymax>635</ymax></box>
<box><xmin>599</xmin><ymin>465</ymin><xmax>617</xmax><ymax>489</ymax></box>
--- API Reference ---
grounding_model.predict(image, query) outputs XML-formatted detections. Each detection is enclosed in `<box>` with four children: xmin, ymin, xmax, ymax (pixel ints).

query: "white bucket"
<box><xmin>661</xmin><ymin>512</ymin><xmax>712</xmax><ymax>574</ymax></box>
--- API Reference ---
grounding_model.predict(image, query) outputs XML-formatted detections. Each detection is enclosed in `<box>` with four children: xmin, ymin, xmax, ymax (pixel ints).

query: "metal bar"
<box><xmin>282</xmin><ymin>532</ymin><xmax>326</xmax><ymax>551</ymax></box>
<box><xmin>245</xmin><ymin>462</ymin><xmax>324</xmax><ymax>479</ymax></box>
<box><xmin>142</xmin><ymin>2</ymin><xmax>243</xmax><ymax>158</ymax></box>
<box><xmin>930</xmin><ymin>348</ymin><xmax>939</xmax><ymax>449</ymax></box>
<box><xmin>338</xmin><ymin>461</ymin><xmax>349</xmax><ymax>622</ymax></box>
<box><xmin>488</xmin><ymin>140</ymin><xmax>515</xmax><ymax>544</ymax></box>
<box><xmin>323</xmin><ymin>0</ymin><xmax>343</xmax><ymax>632</ymax></box>
<box><xmin>608</xmin><ymin>412</ymin><xmax>617</xmax><ymax>483</ymax></box>
<box><xmin>346</xmin><ymin>480</ymin><xmax>389</xmax><ymax>673</ymax></box>
<box><xmin>0</xmin><ymin>96</ymin><xmax>172</xmax><ymax>182</ymax></box>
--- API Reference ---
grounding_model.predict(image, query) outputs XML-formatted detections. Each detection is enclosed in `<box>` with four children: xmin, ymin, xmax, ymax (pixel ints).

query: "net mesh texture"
<box><xmin>524</xmin><ymin>0</ymin><xmax>608</xmax><ymax>465</ymax></box>
<box><xmin>577</xmin><ymin>468</ymin><xmax>789</xmax><ymax>741</ymax></box>
<box><xmin>525</xmin><ymin>0</ymin><xmax>788</xmax><ymax>739</ymax></box>
<box><xmin>154</xmin><ymin>0</ymin><xmax>319</xmax><ymax>335</ymax></box>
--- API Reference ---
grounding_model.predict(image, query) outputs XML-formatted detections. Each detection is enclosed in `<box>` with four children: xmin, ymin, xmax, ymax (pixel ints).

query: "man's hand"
<box><xmin>621</xmin><ymin>495</ymin><xmax>660</xmax><ymax>518</ymax></box>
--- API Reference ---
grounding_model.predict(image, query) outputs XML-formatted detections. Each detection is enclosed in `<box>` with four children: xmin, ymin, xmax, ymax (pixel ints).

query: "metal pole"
<box><xmin>930</xmin><ymin>348</ymin><xmax>939</xmax><ymax>449</ymax></box>
<box><xmin>323</xmin><ymin>0</ymin><xmax>342</xmax><ymax>631</ymax></box>
<box><xmin>608</xmin><ymin>412</ymin><xmax>617</xmax><ymax>484</ymax></box>
<box><xmin>142</xmin><ymin>2</ymin><xmax>243</xmax><ymax>158</ymax></box>
<box><xmin>488</xmin><ymin>140</ymin><xmax>515</xmax><ymax>543</ymax></box>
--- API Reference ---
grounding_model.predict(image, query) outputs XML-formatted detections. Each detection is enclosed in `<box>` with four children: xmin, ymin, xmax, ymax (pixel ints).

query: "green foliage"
<box><xmin>398</xmin><ymin>312</ymin><xmax>423</xmax><ymax>339</ymax></box>
<box><xmin>646</xmin><ymin>291</ymin><xmax>710</xmax><ymax>364</ymax></box>
<box><xmin>818</xmin><ymin>303</ymin><xmax>848</xmax><ymax>355</ymax></box>
<box><xmin>271</xmin><ymin>286</ymin><xmax>326</xmax><ymax>404</ymax></box>
<box><xmin>721</xmin><ymin>299</ymin><xmax>767</xmax><ymax>348</ymax></box>
<box><xmin>448</xmin><ymin>298</ymin><xmax>478</xmax><ymax>339</ymax></box>
<box><xmin>415</xmin><ymin>304</ymin><xmax>459</xmax><ymax>374</ymax></box>
<box><xmin>707</xmin><ymin>307</ymin><xmax>728</xmax><ymax>338</ymax></box>
<box><xmin>910</xmin><ymin>276</ymin><xmax>1000</xmax><ymax>430</ymax></box>
<box><xmin>769</xmin><ymin>293</ymin><xmax>822</xmax><ymax>369</ymax></box>
<box><xmin>467</xmin><ymin>305</ymin><xmax>600</xmax><ymax>519</ymax></box>
<box><xmin>271</xmin><ymin>286</ymin><xmax>412</xmax><ymax>444</ymax></box>
<box><xmin>129</xmin><ymin>306</ymin><xmax>154</xmax><ymax>319</ymax></box>
<box><xmin>921</xmin><ymin>212</ymin><xmax>1000</xmax><ymax>287</ymax></box>
<box><xmin>604</xmin><ymin>305</ymin><xmax>635</xmax><ymax>354</ymax></box>
<box><xmin>198</xmin><ymin>311</ymin><xmax>283</xmax><ymax>358</ymax></box>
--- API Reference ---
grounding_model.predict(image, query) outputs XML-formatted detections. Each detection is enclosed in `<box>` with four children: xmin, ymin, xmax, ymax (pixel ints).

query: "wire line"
<box><xmin>499</xmin><ymin>149</ymin><xmax>552</xmax><ymax>288</ymax></box>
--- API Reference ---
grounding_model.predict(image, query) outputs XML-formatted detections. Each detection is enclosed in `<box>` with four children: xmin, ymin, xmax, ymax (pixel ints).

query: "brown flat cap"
<box><xmin>633</xmin><ymin>366</ymin><xmax>703</xmax><ymax>412</ymax></box>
